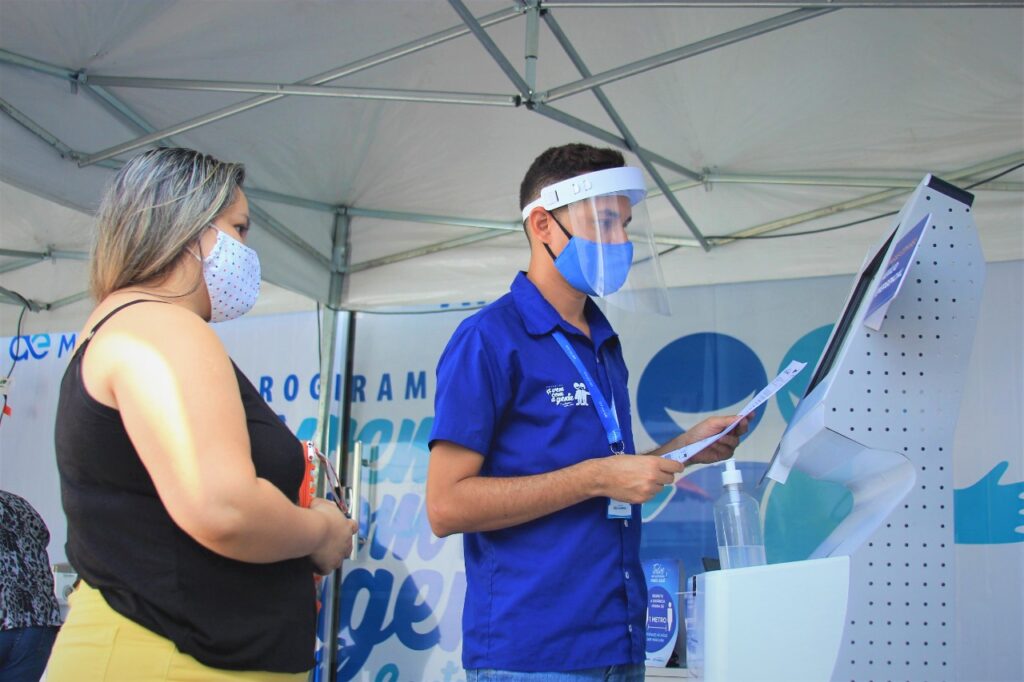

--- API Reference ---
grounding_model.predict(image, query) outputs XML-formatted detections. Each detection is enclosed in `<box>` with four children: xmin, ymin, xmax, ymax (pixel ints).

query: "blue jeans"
<box><xmin>466</xmin><ymin>665</ymin><xmax>645</xmax><ymax>682</ymax></box>
<box><xmin>0</xmin><ymin>625</ymin><xmax>60</xmax><ymax>682</ymax></box>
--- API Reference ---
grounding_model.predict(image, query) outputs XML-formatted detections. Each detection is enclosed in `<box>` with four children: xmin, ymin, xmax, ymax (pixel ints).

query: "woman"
<box><xmin>0</xmin><ymin>490</ymin><xmax>62</xmax><ymax>682</ymax></box>
<box><xmin>47</xmin><ymin>148</ymin><xmax>356</xmax><ymax>681</ymax></box>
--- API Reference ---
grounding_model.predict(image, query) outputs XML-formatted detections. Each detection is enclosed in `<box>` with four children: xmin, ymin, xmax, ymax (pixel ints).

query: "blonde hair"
<box><xmin>90</xmin><ymin>147</ymin><xmax>245</xmax><ymax>300</ymax></box>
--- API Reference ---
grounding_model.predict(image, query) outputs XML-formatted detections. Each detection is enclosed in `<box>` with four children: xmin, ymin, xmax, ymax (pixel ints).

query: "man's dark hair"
<box><xmin>519</xmin><ymin>143</ymin><xmax>625</xmax><ymax>212</ymax></box>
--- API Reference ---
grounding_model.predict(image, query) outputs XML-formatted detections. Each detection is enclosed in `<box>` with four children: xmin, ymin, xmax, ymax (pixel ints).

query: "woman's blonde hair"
<box><xmin>90</xmin><ymin>147</ymin><xmax>245</xmax><ymax>300</ymax></box>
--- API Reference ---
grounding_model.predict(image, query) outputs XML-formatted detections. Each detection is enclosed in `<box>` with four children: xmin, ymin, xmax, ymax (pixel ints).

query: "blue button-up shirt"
<box><xmin>430</xmin><ymin>272</ymin><xmax>647</xmax><ymax>672</ymax></box>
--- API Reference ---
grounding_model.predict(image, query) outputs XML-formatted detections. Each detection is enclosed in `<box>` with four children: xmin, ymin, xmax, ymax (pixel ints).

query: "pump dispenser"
<box><xmin>713</xmin><ymin>460</ymin><xmax>766</xmax><ymax>569</ymax></box>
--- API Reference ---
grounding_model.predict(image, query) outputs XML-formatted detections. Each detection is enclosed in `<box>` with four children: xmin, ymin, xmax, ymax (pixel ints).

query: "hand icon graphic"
<box><xmin>954</xmin><ymin>461</ymin><xmax>1024</xmax><ymax>544</ymax></box>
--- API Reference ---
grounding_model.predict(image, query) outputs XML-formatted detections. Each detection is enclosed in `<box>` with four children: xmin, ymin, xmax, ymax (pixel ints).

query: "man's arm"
<box><xmin>426</xmin><ymin>440</ymin><xmax>684</xmax><ymax>538</ymax></box>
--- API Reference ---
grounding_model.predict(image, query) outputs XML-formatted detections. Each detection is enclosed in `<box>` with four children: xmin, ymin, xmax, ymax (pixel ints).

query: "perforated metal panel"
<box><xmin>826</xmin><ymin>179</ymin><xmax>984</xmax><ymax>681</ymax></box>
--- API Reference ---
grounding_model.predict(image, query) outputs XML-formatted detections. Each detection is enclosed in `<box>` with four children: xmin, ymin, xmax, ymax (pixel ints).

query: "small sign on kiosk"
<box><xmin>863</xmin><ymin>213</ymin><xmax>929</xmax><ymax>331</ymax></box>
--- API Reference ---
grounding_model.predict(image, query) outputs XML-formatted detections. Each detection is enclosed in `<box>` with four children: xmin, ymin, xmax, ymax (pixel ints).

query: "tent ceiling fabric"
<box><xmin>1</xmin><ymin>1</ymin><xmax>1021</xmax><ymax>328</ymax></box>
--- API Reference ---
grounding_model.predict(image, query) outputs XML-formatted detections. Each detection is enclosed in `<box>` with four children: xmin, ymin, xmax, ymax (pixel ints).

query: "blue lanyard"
<box><xmin>552</xmin><ymin>330</ymin><xmax>625</xmax><ymax>454</ymax></box>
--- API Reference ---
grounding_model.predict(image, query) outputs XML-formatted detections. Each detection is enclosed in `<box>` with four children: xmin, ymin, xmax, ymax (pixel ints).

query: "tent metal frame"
<box><xmin>3</xmin><ymin>0</ymin><xmax>1020</xmax><ymax>270</ymax></box>
<box><xmin>1</xmin><ymin>4</ymin><xmax>1022</xmax><ymax>679</ymax></box>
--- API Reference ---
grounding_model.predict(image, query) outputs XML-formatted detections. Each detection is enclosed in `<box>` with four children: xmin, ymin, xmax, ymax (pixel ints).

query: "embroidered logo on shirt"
<box><xmin>547</xmin><ymin>383</ymin><xmax>590</xmax><ymax>408</ymax></box>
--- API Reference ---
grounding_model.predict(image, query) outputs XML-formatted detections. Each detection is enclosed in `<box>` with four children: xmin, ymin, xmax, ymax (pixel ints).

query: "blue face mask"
<box><xmin>546</xmin><ymin>213</ymin><xmax>634</xmax><ymax>296</ymax></box>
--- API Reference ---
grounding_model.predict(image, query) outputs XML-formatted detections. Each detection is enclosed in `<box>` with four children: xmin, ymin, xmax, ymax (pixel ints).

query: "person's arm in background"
<box><xmin>85</xmin><ymin>303</ymin><xmax>355</xmax><ymax>572</ymax></box>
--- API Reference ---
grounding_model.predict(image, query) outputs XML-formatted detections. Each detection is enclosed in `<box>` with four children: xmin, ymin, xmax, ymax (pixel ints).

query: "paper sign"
<box><xmin>644</xmin><ymin>560</ymin><xmax>682</xmax><ymax>667</ymax></box>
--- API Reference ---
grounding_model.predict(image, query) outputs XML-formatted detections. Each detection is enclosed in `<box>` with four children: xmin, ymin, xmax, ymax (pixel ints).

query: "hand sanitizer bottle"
<box><xmin>713</xmin><ymin>460</ymin><xmax>766</xmax><ymax>569</ymax></box>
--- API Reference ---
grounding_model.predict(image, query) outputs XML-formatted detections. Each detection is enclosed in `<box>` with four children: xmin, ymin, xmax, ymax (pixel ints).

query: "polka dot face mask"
<box><xmin>200</xmin><ymin>227</ymin><xmax>261</xmax><ymax>323</ymax></box>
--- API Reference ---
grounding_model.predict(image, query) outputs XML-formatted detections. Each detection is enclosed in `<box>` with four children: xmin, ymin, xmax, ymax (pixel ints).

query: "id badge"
<box><xmin>607</xmin><ymin>498</ymin><xmax>632</xmax><ymax>519</ymax></box>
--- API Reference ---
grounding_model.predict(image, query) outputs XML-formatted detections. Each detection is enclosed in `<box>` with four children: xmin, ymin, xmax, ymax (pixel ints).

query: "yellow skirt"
<box><xmin>46</xmin><ymin>582</ymin><xmax>308</xmax><ymax>682</ymax></box>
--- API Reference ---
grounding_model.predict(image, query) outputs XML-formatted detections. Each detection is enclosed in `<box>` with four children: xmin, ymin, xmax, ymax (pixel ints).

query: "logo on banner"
<box><xmin>637</xmin><ymin>332</ymin><xmax>768</xmax><ymax>445</ymax></box>
<box><xmin>7</xmin><ymin>333</ymin><xmax>77</xmax><ymax>362</ymax></box>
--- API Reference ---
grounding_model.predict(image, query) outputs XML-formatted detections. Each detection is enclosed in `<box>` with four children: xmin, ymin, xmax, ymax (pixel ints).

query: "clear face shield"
<box><xmin>522</xmin><ymin>166</ymin><xmax>670</xmax><ymax>315</ymax></box>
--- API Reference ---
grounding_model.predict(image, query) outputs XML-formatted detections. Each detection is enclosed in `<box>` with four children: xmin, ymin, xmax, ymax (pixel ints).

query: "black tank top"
<box><xmin>54</xmin><ymin>300</ymin><xmax>315</xmax><ymax>672</ymax></box>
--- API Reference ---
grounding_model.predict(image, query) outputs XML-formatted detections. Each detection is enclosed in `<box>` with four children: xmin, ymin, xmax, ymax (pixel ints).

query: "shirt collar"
<box><xmin>510</xmin><ymin>272</ymin><xmax>618</xmax><ymax>348</ymax></box>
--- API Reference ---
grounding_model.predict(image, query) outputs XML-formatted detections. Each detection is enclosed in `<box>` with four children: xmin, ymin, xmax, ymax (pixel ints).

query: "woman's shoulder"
<box><xmin>83</xmin><ymin>296</ymin><xmax>225</xmax><ymax>360</ymax></box>
<box><xmin>79</xmin><ymin>296</ymin><xmax>233</xmax><ymax>407</ymax></box>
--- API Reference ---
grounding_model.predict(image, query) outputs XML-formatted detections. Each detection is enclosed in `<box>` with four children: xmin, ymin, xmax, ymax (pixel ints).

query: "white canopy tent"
<box><xmin>1</xmin><ymin>0</ymin><xmax>1021</xmax><ymax>337</ymax></box>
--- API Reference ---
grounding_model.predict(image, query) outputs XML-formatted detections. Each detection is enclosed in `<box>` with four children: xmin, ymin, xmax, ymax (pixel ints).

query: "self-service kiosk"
<box><xmin>687</xmin><ymin>175</ymin><xmax>985</xmax><ymax>681</ymax></box>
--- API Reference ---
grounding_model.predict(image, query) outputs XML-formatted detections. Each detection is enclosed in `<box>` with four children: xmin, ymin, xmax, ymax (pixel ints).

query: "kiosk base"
<box><xmin>689</xmin><ymin>557</ymin><xmax>849</xmax><ymax>681</ymax></box>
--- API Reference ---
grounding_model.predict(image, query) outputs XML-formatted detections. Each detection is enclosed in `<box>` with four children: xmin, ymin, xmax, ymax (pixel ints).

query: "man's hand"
<box><xmin>591</xmin><ymin>454</ymin><xmax>685</xmax><ymax>504</ymax></box>
<box><xmin>655</xmin><ymin>415</ymin><xmax>750</xmax><ymax>466</ymax></box>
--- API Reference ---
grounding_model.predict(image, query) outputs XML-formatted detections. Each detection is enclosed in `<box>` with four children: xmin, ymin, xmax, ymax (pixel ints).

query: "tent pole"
<box><xmin>0</xmin><ymin>250</ymin><xmax>88</xmax><ymax>276</ymax></box>
<box><xmin>76</xmin><ymin>6</ymin><xmax>524</xmax><ymax>168</ymax></box>
<box><xmin>81</xmin><ymin>84</ymin><xmax>177</xmax><ymax>147</ymax></box>
<box><xmin>0</xmin><ymin>48</ymin><xmax>74</xmax><ymax>80</ymax></box>
<box><xmin>46</xmin><ymin>291</ymin><xmax>91</xmax><ymax>310</ymax></box>
<box><xmin>715</xmin><ymin>151</ymin><xmax>1024</xmax><ymax>243</ymax></box>
<box><xmin>530</xmin><ymin>102</ymin><xmax>702</xmax><ymax>180</ymax></box>
<box><xmin>1</xmin><ymin>74</ymin><xmax>335</xmax><ymax>265</ymax></box>
<box><xmin>0</xmin><ymin>259</ymin><xmax>42</xmax><ymax>276</ymax></box>
<box><xmin>92</xmin><ymin>91</ymin><xmax>333</xmax><ymax>268</ymax></box>
<box><xmin>246</xmin><ymin>203</ymin><xmax>332</xmax><ymax>269</ymax></box>
<box><xmin>543</xmin><ymin>1</ymin><xmax>1024</xmax><ymax>7</ymax></box>
<box><xmin>345</xmin><ymin>230</ymin><xmax>512</xmax><ymax>273</ymax></box>
<box><xmin>0</xmin><ymin>96</ymin><xmax>77</xmax><ymax>160</ymax></box>
<box><xmin>343</xmin><ymin>223</ymin><xmax>702</xmax><ymax>274</ymax></box>
<box><xmin>539</xmin><ymin>7</ymin><xmax>837</xmax><ymax>102</ymax></box>
<box><xmin>0</xmin><ymin>290</ymin><xmax>89</xmax><ymax>311</ymax></box>
<box><xmin>543</xmin><ymin>10</ymin><xmax>711</xmax><ymax>250</ymax></box>
<box><xmin>245</xmin><ymin>188</ymin><xmax>338</xmax><ymax>214</ymax></box>
<box><xmin>448</xmin><ymin>0</ymin><xmax>532</xmax><ymax>98</ymax></box>
<box><xmin>450</xmin><ymin>0</ymin><xmax>711</xmax><ymax>191</ymax></box>
<box><xmin>0</xmin><ymin>286</ymin><xmax>44</xmax><ymax>312</ymax></box>
<box><xmin>311</xmin><ymin>211</ymin><xmax>351</xmax><ymax>682</ymax></box>
<box><xmin>0</xmin><ymin>247</ymin><xmax>88</xmax><ymax>261</ymax></box>
<box><xmin>345</xmin><ymin>207</ymin><xmax>519</xmax><ymax>232</ymax></box>
<box><xmin>83</xmin><ymin>76</ymin><xmax>518</xmax><ymax>107</ymax></box>
<box><xmin>648</xmin><ymin>173</ymin><xmax>1023</xmax><ymax>198</ymax></box>
<box><xmin>524</xmin><ymin>0</ymin><xmax>541</xmax><ymax>93</ymax></box>
<box><xmin>702</xmin><ymin>172</ymin><xmax>1024</xmax><ymax>192</ymax></box>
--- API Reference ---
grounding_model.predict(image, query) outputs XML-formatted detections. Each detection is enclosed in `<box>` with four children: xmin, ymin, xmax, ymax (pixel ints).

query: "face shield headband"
<box><xmin>521</xmin><ymin>166</ymin><xmax>647</xmax><ymax>222</ymax></box>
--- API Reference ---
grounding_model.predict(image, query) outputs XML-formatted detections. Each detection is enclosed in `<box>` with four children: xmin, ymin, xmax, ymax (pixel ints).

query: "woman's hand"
<box><xmin>308</xmin><ymin>499</ymin><xmax>358</xmax><ymax>575</ymax></box>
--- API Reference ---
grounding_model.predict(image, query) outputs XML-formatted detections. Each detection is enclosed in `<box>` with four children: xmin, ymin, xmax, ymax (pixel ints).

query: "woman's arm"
<box><xmin>85</xmin><ymin>303</ymin><xmax>340</xmax><ymax>563</ymax></box>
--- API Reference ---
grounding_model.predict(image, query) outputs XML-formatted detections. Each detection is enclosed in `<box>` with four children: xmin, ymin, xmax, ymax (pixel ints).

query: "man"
<box><xmin>427</xmin><ymin>143</ymin><xmax>747</xmax><ymax>681</ymax></box>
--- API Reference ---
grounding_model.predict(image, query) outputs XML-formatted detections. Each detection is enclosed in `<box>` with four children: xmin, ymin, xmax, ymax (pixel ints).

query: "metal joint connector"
<box><xmin>702</xmin><ymin>167</ymin><xmax>714</xmax><ymax>192</ymax></box>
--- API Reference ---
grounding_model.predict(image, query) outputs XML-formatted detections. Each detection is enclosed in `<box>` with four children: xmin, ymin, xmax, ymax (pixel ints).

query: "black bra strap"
<box><xmin>80</xmin><ymin>299</ymin><xmax>169</xmax><ymax>347</ymax></box>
